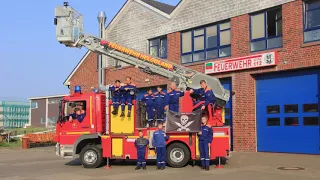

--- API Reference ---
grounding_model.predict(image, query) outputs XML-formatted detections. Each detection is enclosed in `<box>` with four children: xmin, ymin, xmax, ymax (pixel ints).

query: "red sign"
<box><xmin>205</xmin><ymin>52</ymin><xmax>278</xmax><ymax>74</ymax></box>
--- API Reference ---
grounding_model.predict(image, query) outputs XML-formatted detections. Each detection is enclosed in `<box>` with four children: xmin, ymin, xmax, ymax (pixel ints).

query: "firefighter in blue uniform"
<box><xmin>141</xmin><ymin>89</ymin><xmax>155</xmax><ymax>127</ymax></box>
<box><xmin>152</xmin><ymin>122</ymin><xmax>169</xmax><ymax>170</ymax></box>
<box><xmin>165</xmin><ymin>82</ymin><xmax>184</xmax><ymax>112</ymax></box>
<box><xmin>109</xmin><ymin>80</ymin><xmax>122</xmax><ymax>115</ymax></box>
<box><xmin>154</xmin><ymin>86</ymin><xmax>166</xmax><ymax>124</ymax></box>
<box><xmin>198</xmin><ymin>116</ymin><xmax>213</xmax><ymax>171</ymax></box>
<box><xmin>190</xmin><ymin>80</ymin><xmax>216</xmax><ymax>110</ymax></box>
<box><xmin>134</xmin><ymin>130</ymin><xmax>149</xmax><ymax>170</ymax></box>
<box><xmin>120</xmin><ymin>77</ymin><xmax>136</xmax><ymax>117</ymax></box>
<box><xmin>68</xmin><ymin>107</ymin><xmax>86</xmax><ymax>123</ymax></box>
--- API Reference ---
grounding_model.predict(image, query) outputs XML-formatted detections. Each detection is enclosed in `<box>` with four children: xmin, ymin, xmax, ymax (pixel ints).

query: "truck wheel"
<box><xmin>80</xmin><ymin>145</ymin><xmax>103</xmax><ymax>168</ymax></box>
<box><xmin>167</xmin><ymin>143</ymin><xmax>190</xmax><ymax>168</ymax></box>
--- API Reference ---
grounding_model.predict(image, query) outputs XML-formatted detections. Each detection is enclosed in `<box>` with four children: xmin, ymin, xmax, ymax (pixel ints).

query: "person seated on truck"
<box><xmin>198</xmin><ymin>116</ymin><xmax>213</xmax><ymax>171</ymax></box>
<box><xmin>109</xmin><ymin>80</ymin><xmax>122</xmax><ymax>115</ymax></box>
<box><xmin>141</xmin><ymin>89</ymin><xmax>155</xmax><ymax>127</ymax></box>
<box><xmin>164</xmin><ymin>82</ymin><xmax>184</xmax><ymax>112</ymax></box>
<box><xmin>154</xmin><ymin>86</ymin><xmax>166</xmax><ymax>125</ymax></box>
<box><xmin>68</xmin><ymin>107</ymin><xmax>86</xmax><ymax>123</ymax></box>
<box><xmin>120</xmin><ymin>77</ymin><xmax>137</xmax><ymax>117</ymax></box>
<box><xmin>134</xmin><ymin>130</ymin><xmax>149</xmax><ymax>170</ymax></box>
<box><xmin>189</xmin><ymin>80</ymin><xmax>216</xmax><ymax>111</ymax></box>
<box><xmin>152</xmin><ymin>122</ymin><xmax>169</xmax><ymax>170</ymax></box>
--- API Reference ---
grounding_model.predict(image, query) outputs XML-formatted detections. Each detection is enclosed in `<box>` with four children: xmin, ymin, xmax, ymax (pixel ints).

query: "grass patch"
<box><xmin>0</xmin><ymin>138</ymin><xmax>21</xmax><ymax>148</ymax></box>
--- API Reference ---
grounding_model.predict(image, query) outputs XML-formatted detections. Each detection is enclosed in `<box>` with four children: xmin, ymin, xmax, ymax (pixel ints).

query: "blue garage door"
<box><xmin>256</xmin><ymin>70</ymin><xmax>320</xmax><ymax>154</ymax></box>
<box><xmin>220</xmin><ymin>78</ymin><xmax>233</xmax><ymax>150</ymax></box>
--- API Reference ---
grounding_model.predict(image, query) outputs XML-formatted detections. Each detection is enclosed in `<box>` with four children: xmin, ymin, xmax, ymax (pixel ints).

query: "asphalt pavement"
<box><xmin>0</xmin><ymin>147</ymin><xmax>319</xmax><ymax>180</ymax></box>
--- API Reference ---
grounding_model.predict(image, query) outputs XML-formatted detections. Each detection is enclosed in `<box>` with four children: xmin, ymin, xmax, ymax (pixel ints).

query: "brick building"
<box><xmin>63</xmin><ymin>0</ymin><xmax>320</xmax><ymax>154</ymax></box>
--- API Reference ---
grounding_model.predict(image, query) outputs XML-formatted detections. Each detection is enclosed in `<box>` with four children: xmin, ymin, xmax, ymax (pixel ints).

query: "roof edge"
<box><xmin>28</xmin><ymin>94</ymin><xmax>69</xmax><ymax>100</ymax></box>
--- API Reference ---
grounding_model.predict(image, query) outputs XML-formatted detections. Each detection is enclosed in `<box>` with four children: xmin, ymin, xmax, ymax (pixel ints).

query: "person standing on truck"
<box><xmin>198</xmin><ymin>116</ymin><xmax>213</xmax><ymax>171</ymax></box>
<box><xmin>68</xmin><ymin>107</ymin><xmax>86</xmax><ymax>123</ymax></box>
<box><xmin>152</xmin><ymin>122</ymin><xmax>169</xmax><ymax>170</ymax></box>
<box><xmin>190</xmin><ymin>80</ymin><xmax>216</xmax><ymax>110</ymax></box>
<box><xmin>165</xmin><ymin>82</ymin><xmax>184</xmax><ymax>112</ymax></box>
<box><xmin>141</xmin><ymin>89</ymin><xmax>155</xmax><ymax>127</ymax></box>
<box><xmin>134</xmin><ymin>130</ymin><xmax>149</xmax><ymax>170</ymax></box>
<box><xmin>120</xmin><ymin>77</ymin><xmax>136</xmax><ymax>117</ymax></box>
<box><xmin>109</xmin><ymin>80</ymin><xmax>122</xmax><ymax>115</ymax></box>
<box><xmin>154</xmin><ymin>86</ymin><xmax>166</xmax><ymax>124</ymax></box>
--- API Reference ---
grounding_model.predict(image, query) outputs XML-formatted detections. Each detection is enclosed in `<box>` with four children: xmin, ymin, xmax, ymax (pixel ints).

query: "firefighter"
<box><xmin>152</xmin><ymin>122</ymin><xmax>169</xmax><ymax>170</ymax></box>
<box><xmin>120</xmin><ymin>77</ymin><xmax>136</xmax><ymax>117</ymax></box>
<box><xmin>68</xmin><ymin>107</ymin><xmax>86</xmax><ymax>123</ymax></box>
<box><xmin>165</xmin><ymin>82</ymin><xmax>184</xmax><ymax>112</ymax></box>
<box><xmin>190</xmin><ymin>80</ymin><xmax>216</xmax><ymax>110</ymax></box>
<box><xmin>134</xmin><ymin>130</ymin><xmax>149</xmax><ymax>170</ymax></box>
<box><xmin>141</xmin><ymin>89</ymin><xmax>155</xmax><ymax>127</ymax></box>
<box><xmin>198</xmin><ymin>116</ymin><xmax>213</xmax><ymax>171</ymax></box>
<box><xmin>154</xmin><ymin>86</ymin><xmax>166</xmax><ymax>125</ymax></box>
<box><xmin>109</xmin><ymin>80</ymin><xmax>122</xmax><ymax>115</ymax></box>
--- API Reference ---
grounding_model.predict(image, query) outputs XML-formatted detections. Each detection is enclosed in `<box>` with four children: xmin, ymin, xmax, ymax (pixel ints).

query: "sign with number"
<box><xmin>205</xmin><ymin>52</ymin><xmax>278</xmax><ymax>74</ymax></box>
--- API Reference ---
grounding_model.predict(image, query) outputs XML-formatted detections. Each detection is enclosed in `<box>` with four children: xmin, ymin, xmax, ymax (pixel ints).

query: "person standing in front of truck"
<box><xmin>152</xmin><ymin>122</ymin><xmax>169</xmax><ymax>170</ymax></box>
<box><xmin>120</xmin><ymin>77</ymin><xmax>136</xmax><ymax>117</ymax></box>
<box><xmin>198</xmin><ymin>116</ymin><xmax>213</xmax><ymax>171</ymax></box>
<box><xmin>109</xmin><ymin>80</ymin><xmax>122</xmax><ymax>115</ymax></box>
<box><xmin>134</xmin><ymin>130</ymin><xmax>149</xmax><ymax>170</ymax></box>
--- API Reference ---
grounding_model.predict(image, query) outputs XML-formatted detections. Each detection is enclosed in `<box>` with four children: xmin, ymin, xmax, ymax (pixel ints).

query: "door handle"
<box><xmin>82</xmin><ymin>126</ymin><xmax>90</xmax><ymax>128</ymax></box>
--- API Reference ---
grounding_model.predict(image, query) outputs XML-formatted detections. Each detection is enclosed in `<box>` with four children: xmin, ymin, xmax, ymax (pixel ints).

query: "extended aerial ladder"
<box><xmin>54</xmin><ymin>3</ymin><xmax>230</xmax><ymax>107</ymax></box>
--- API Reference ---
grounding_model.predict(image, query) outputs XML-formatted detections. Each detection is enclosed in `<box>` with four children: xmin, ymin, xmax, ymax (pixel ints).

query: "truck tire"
<box><xmin>80</xmin><ymin>145</ymin><xmax>103</xmax><ymax>168</ymax></box>
<box><xmin>167</xmin><ymin>143</ymin><xmax>190</xmax><ymax>168</ymax></box>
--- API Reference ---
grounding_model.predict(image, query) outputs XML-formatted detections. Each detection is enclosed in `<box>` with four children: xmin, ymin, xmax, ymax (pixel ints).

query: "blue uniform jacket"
<box><xmin>69</xmin><ymin>112</ymin><xmax>86</xmax><ymax>123</ymax></box>
<box><xmin>109</xmin><ymin>84</ymin><xmax>122</xmax><ymax>97</ymax></box>
<box><xmin>141</xmin><ymin>94</ymin><xmax>155</xmax><ymax>108</ymax></box>
<box><xmin>165</xmin><ymin>90</ymin><xmax>184</xmax><ymax>105</ymax></box>
<box><xmin>154</xmin><ymin>91</ymin><xmax>166</xmax><ymax>106</ymax></box>
<box><xmin>199</xmin><ymin>125</ymin><xmax>213</xmax><ymax>143</ymax></box>
<box><xmin>135</xmin><ymin>137</ymin><xmax>149</xmax><ymax>151</ymax></box>
<box><xmin>193</xmin><ymin>87</ymin><xmax>216</xmax><ymax>107</ymax></box>
<box><xmin>120</xmin><ymin>83</ymin><xmax>136</xmax><ymax>97</ymax></box>
<box><xmin>152</xmin><ymin>129</ymin><xmax>169</xmax><ymax>147</ymax></box>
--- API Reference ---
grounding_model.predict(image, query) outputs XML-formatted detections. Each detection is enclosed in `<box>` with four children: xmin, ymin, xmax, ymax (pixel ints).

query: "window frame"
<box><xmin>303</xmin><ymin>0</ymin><xmax>320</xmax><ymax>43</ymax></box>
<box><xmin>180</xmin><ymin>21</ymin><xmax>231</xmax><ymax>64</ymax></box>
<box><xmin>31</xmin><ymin>102</ymin><xmax>38</xmax><ymax>109</ymax></box>
<box><xmin>249</xmin><ymin>7</ymin><xmax>283</xmax><ymax>52</ymax></box>
<box><xmin>148</xmin><ymin>37</ymin><xmax>168</xmax><ymax>59</ymax></box>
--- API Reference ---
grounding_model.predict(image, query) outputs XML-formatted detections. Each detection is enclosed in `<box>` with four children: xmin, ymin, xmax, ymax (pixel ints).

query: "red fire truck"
<box><xmin>54</xmin><ymin>3</ymin><xmax>231</xmax><ymax>169</ymax></box>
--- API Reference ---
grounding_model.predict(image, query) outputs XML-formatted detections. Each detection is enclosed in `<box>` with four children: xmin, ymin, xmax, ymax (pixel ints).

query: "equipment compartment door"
<box><xmin>112</xmin><ymin>138</ymin><xmax>123</xmax><ymax>158</ymax></box>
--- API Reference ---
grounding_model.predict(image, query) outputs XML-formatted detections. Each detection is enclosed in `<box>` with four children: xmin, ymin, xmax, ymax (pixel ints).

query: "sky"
<box><xmin>0</xmin><ymin>0</ymin><xmax>180</xmax><ymax>102</ymax></box>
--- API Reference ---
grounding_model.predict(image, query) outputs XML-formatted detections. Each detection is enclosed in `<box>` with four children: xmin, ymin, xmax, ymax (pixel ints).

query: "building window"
<box><xmin>149</xmin><ymin>37</ymin><xmax>167</xmax><ymax>58</ymax></box>
<box><xmin>181</xmin><ymin>21</ymin><xmax>231</xmax><ymax>64</ymax></box>
<box><xmin>304</xmin><ymin>0</ymin><xmax>320</xmax><ymax>42</ymax></box>
<box><xmin>31</xmin><ymin>102</ymin><xmax>38</xmax><ymax>109</ymax></box>
<box><xmin>250</xmin><ymin>7</ymin><xmax>282</xmax><ymax>52</ymax></box>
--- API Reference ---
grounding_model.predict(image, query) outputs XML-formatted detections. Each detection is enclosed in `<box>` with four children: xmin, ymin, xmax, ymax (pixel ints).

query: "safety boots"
<box><xmin>111</xmin><ymin>107</ymin><xmax>118</xmax><ymax>115</ymax></box>
<box><xmin>127</xmin><ymin>111</ymin><xmax>131</xmax><ymax>117</ymax></box>
<box><xmin>205</xmin><ymin>166</ymin><xmax>209</xmax><ymax>171</ymax></box>
<box><xmin>120</xmin><ymin>111</ymin><xmax>125</xmax><ymax>117</ymax></box>
<box><xmin>135</xmin><ymin>166</ymin><xmax>141</xmax><ymax>170</ymax></box>
<box><xmin>142</xmin><ymin>166</ymin><xmax>146</xmax><ymax>170</ymax></box>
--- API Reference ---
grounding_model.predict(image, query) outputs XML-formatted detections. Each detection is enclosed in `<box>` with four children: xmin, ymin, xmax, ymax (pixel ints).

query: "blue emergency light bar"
<box><xmin>75</xmin><ymin>86</ymin><xmax>81</xmax><ymax>93</ymax></box>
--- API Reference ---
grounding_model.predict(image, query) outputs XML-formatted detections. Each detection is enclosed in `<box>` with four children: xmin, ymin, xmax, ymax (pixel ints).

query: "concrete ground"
<box><xmin>0</xmin><ymin>147</ymin><xmax>319</xmax><ymax>180</ymax></box>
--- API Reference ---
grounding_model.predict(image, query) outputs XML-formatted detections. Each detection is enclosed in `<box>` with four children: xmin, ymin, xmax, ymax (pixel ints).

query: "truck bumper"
<box><xmin>55</xmin><ymin>143</ymin><xmax>74</xmax><ymax>159</ymax></box>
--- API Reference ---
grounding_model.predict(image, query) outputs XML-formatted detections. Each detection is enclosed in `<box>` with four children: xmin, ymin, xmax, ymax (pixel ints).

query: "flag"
<box><xmin>205</xmin><ymin>62</ymin><xmax>213</xmax><ymax>70</ymax></box>
<box><xmin>165</xmin><ymin>109</ymin><xmax>202</xmax><ymax>133</ymax></box>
